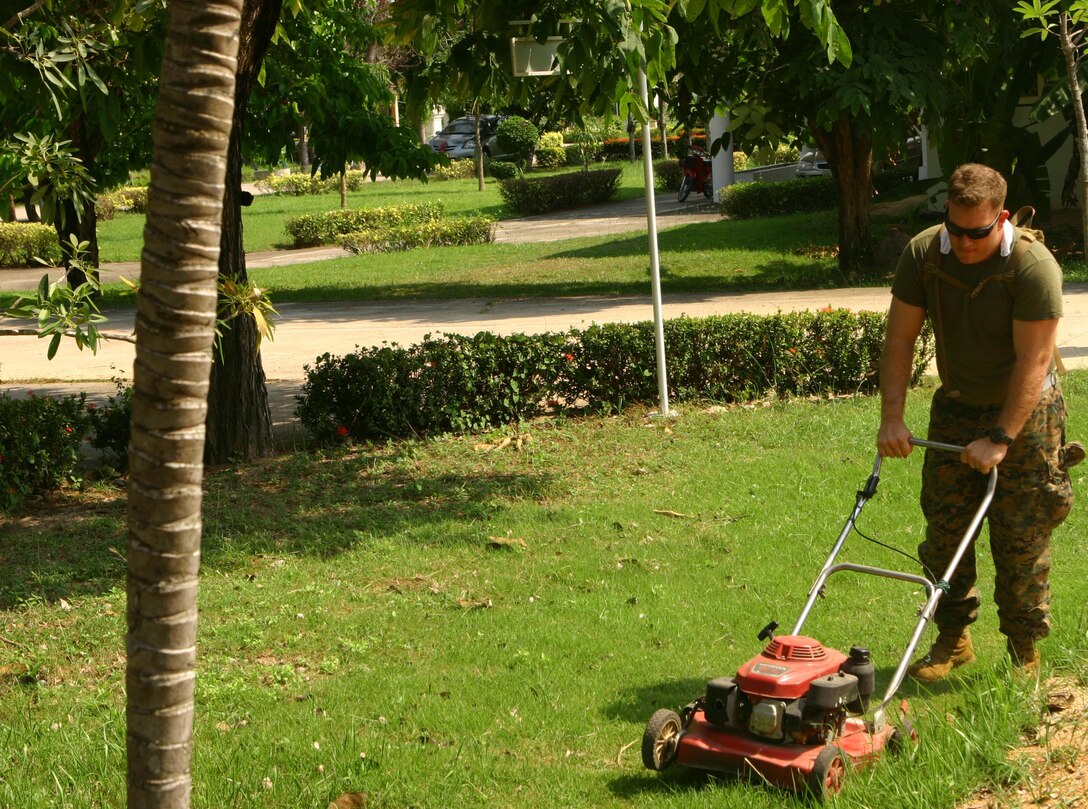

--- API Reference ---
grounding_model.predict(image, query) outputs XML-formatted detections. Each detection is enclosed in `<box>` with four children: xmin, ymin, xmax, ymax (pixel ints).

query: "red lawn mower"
<box><xmin>642</xmin><ymin>439</ymin><xmax>997</xmax><ymax>798</ymax></box>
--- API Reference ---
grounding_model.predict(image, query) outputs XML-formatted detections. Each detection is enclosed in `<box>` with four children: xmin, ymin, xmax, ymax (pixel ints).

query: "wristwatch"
<box><xmin>987</xmin><ymin>426</ymin><xmax>1014</xmax><ymax>446</ymax></box>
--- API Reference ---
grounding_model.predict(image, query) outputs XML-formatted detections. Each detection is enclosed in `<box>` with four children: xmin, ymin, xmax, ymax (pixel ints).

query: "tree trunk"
<box><xmin>204</xmin><ymin>0</ymin><xmax>282</xmax><ymax>465</ymax></box>
<box><xmin>297</xmin><ymin>116</ymin><xmax>310</xmax><ymax>174</ymax></box>
<box><xmin>813</xmin><ymin>119</ymin><xmax>873</xmax><ymax>278</ymax></box>
<box><xmin>57</xmin><ymin>115</ymin><xmax>101</xmax><ymax>288</ymax></box>
<box><xmin>474</xmin><ymin>108</ymin><xmax>485</xmax><ymax>191</ymax></box>
<box><xmin>1058</xmin><ymin>12</ymin><xmax>1088</xmax><ymax>257</ymax></box>
<box><xmin>56</xmin><ymin>197</ymin><xmax>100</xmax><ymax>287</ymax></box>
<box><xmin>126</xmin><ymin>2</ymin><xmax>241</xmax><ymax>807</ymax></box>
<box><xmin>340</xmin><ymin>166</ymin><xmax>347</xmax><ymax>208</ymax></box>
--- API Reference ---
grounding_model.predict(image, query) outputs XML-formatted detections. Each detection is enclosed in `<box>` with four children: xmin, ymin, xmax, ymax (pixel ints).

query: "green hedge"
<box><xmin>336</xmin><ymin>216</ymin><xmax>495</xmax><ymax>254</ymax></box>
<box><xmin>256</xmin><ymin>170</ymin><xmax>368</xmax><ymax>196</ymax></box>
<box><xmin>720</xmin><ymin>176</ymin><xmax>838</xmax><ymax>219</ymax></box>
<box><xmin>284</xmin><ymin>202</ymin><xmax>444</xmax><ymax>247</ymax></box>
<box><xmin>499</xmin><ymin>168</ymin><xmax>621</xmax><ymax>216</ymax></box>
<box><xmin>0</xmin><ymin>222</ymin><xmax>61</xmax><ymax>268</ymax></box>
<box><xmin>488</xmin><ymin>160</ymin><xmax>519</xmax><ymax>180</ymax></box>
<box><xmin>599</xmin><ymin>134</ymin><xmax>708</xmax><ymax>161</ymax></box>
<box><xmin>96</xmin><ymin>186</ymin><xmax>149</xmax><ymax>220</ymax></box>
<box><xmin>0</xmin><ymin>392</ymin><xmax>90</xmax><ymax>512</ymax></box>
<box><xmin>720</xmin><ymin>167</ymin><xmax>917</xmax><ymax>219</ymax></box>
<box><xmin>430</xmin><ymin>160</ymin><xmax>477</xmax><ymax>181</ymax></box>
<box><xmin>296</xmin><ymin>309</ymin><xmax>935</xmax><ymax>442</ymax></box>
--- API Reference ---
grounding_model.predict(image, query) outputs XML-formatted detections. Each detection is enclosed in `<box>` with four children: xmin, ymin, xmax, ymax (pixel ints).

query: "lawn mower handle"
<box><xmin>790</xmin><ymin>436</ymin><xmax>998</xmax><ymax>730</ymax></box>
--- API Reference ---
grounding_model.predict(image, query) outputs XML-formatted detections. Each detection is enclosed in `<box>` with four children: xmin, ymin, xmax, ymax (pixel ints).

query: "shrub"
<box><xmin>86</xmin><ymin>383</ymin><xmax>132</xmax><ymax>470</ymax></box>
<box><xmin>284</xmin><ymin>202</ymin><xmax>444</xmax><ymax>247</ymax></box>
<box><xmin>496</xmin><ymin>116</ymin><xmax>539</xmax><ymax>168</ymax></box>
<box><xmin>0</xmin><ymin>391</ymin><xmax>90</xmax><ymax>511</ymax></box>
<box><xmin>297</xmin><ymin>331</ymin><xmax>571</xmax><ymax>440</ymax></box>
<box><xmin>599</xmin><ymin>134</ymin><xmax>707</xmax><ymax>161</ymax></box>
<box><xmin>342</xmin><ymin>170</ymin><xmax>368</xmax><ymax>191</ymax></box>
<box><xmin>296</xmin><ymin>310</ymin><xmax>935</xmax><ymax>441</ymax></box>
<box><xmin>336</xmin><ymin>216</ymin><xmax>495</xmax><ymax>254</ymax></box>
<box><xmin>720</xmin><ymin>176</ymin><xmax>838</xmax><ymax>219</ymax></box>
<box><xmin>430</xmin><ymin>160</ymin><xmax>476</xmax><ymax>181</ymax></box>
<box><xmin>0</xmin><ymin>222</ymin><xmax>61</xmax><ymax>268</ymax></box>
<box><xmin>498</xmin><ymin>168</ymin><xmax>622</xmax><ymax>216</ymax></box>
<box><xmin>96</xmin><ymin>186</ymin><xmax>149</xmax><ymax>220</ymax></box>
<box><xmin>488</xmin><ymin>160</ymin><xmax>519</xmax><ymax>180</ymax></box>
<box><xmin>255</xmin><ymin>172</ymin><xmax>326</xmax><ymax>196</ymax></box>
<box><xmin>873</xmin><ymin>165</ymin><xmax>918</xmax><ymax>195</ymax></box>
<box><xmin>654</xmin><ymin>159</ymin><xmax>684</xmax><ymax>192</ymax></box>
<box><xmin>535</xmin><ymin>132</ymin><xmax>567</xmax><ymax>169</ymax></box>
<box><xmin>95</xmin><ymin>194</ymin><xmax>118</xmax><ymax>220</ymax></box>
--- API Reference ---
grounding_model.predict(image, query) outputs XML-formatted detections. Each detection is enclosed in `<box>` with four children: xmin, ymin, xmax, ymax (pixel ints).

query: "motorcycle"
<box><xmin>677</xmin><ymin>146</ymin><xmax>714</xmax><ymax>202</ymax></box>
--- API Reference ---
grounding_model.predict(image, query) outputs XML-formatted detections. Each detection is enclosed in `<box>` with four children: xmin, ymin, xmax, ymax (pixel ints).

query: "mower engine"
<box><xmin>703</xmin><ymin>635</ymin><xmax>875</xmax><ymax>746</ymax></box>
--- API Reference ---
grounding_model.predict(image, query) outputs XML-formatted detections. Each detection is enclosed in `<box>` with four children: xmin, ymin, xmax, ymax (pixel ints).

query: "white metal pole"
<box><xmin>638</xmin><ymin>65</ymin><xmax>669</xmax><ymax>417</ymax></box>
<box><xmin>709</xmin><ymin>112</ymin><xmax>733</xmax><ymax>202</ymax></box>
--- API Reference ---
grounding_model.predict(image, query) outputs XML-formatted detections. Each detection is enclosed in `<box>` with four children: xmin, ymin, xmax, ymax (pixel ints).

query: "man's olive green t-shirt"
<box><xmin>891</xmin><ymin>223</ymin><xmax>1063</xmax><ymax>407</ymax></box>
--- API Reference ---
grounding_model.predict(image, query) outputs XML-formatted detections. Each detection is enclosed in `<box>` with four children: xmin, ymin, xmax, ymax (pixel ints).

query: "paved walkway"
<box><xmin>4</xmin><ymin>193</ymin><xmax>1088</xmax><ymax>440</ymax></box>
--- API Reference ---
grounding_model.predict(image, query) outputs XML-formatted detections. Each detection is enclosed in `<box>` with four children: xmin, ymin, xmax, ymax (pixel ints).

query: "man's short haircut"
<box><xmin>947</xmin><ymin>163</ymin><xmax>1007</xmax><ymax>210</ymax></box>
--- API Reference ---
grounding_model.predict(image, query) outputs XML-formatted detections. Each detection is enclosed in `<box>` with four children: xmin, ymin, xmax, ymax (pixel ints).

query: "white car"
<box><xmin>795</xmin><ymin>136</ymin><xmax>922</xmax><ymax>178</ymax></box>
<box><xmin>427</xmin><ymin>115</ymin><xmax>509</xmax><ymax>160</ymax></box>
<box><xmin>796</xmin><ymin>147</ymin><xmax>831</xmax><ymax>177</ymax></box>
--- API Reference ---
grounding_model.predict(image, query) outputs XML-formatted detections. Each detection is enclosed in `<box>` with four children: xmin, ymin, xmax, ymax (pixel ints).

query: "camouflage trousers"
<box><xmin>920</xmin><ymin>385</ymin><xmax>1074</xmax><ymax>644</ymax></box>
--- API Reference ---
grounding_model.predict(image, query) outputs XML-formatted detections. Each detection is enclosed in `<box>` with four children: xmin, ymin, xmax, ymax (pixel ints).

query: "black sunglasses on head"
<box><xmin>944</xmin><ymin>209</ymin><xmax>1002</xmax><ymax>240</ymax></box>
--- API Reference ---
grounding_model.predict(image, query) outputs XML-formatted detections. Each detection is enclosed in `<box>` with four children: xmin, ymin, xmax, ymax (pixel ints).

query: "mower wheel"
<box><xmin>807</xmin><ymin>744</ymin><xmax>847</xmax><ymax>799</ymax></box>
<box><xmin>889</xmin><ymin>717</ymin><xmax>919</xmax><ymax>754</ymax></box>
<box><xmin>642</xmin><ymin>709</ymin><xmax>682</xmax><ymax>771</ymax></box>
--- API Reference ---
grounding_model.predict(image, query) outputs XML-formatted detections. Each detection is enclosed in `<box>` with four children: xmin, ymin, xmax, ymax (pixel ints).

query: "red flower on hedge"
<box><xmin>65</xmin><ymin>426</ymin><xmax>74</xmax><ymax>433</ymax></box>
<box><xmin>335</xmin><ymin>425</ymin><xmax>349</xmax><ymax>437</ymax></box>
<box><xmin>564</xmin><ymin>353</ymin><xmax>575</xmax><ymax>363</ymax></box>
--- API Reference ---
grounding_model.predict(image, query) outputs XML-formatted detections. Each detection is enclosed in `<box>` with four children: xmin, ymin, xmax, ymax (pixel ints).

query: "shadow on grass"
<box><xmin>603</xmin><ymin>677</ymin><xmax>707</xmax><ymax>724</ymax></box>
<box><xmin>0</xmin><ymin>449</ymin><xmax>556</xmax><ymax>609</ymax></box>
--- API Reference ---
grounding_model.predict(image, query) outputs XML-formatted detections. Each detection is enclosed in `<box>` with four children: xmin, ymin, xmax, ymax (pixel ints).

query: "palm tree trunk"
<box><xmin>126</xmin><ymin>2</ymin><xmax>242</xmax><ymax>806</ymax></box>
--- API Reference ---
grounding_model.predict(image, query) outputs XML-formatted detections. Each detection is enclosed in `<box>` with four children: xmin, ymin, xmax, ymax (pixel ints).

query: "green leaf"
<box><xmin>47</xmin><ymin>332</ymin><xmax>62</xmax><ymax>360</ymax></box>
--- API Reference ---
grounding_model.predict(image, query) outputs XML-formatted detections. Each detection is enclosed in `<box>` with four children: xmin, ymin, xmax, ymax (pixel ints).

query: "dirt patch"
<box><xmin>959</xmin><ymin>676</ymin><xmax>1088</xmax><ymax>808</ymax></box>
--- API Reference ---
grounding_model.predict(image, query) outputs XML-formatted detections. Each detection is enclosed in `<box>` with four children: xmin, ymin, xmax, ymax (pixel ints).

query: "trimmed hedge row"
<box><xmin>285</xmin><ymin>202</ymin><xmax>444</xmax><ymax>248</ymax></box>
<box><xmin>0</xmin><ymin>222</ymin><xmax>61</xmax><ymax>268</ymax></box>
<box><xmin>499</xmin><ymin>168</ymin><xmax>621</xmax><ymax>216</ymax></box>
<box><xmin>337</xmin><ymin>216</ymin><xmax>495</xmax><ymax>254</ymax></box>
<box><xmin>96</xmin><ymin>186</ymin><xmax>150</xmax><ymax>220</ymax></box>
<box><xmin>296</xmin><ymin>309</ymin><xmax>935</xmax><ymax>442</ymax></box>
<box><xmin>256</xmin><ymin>170</ymin><xmax>369</xmax><ymax>196</ymax></box>
<box><xmin>720</xmin><ymin>165</ymin><xmax>919</xmax><ymax>219</ymax></box>
<box><xmin>721</xmin><ymin>176</ymin><xmax>838</xmax><ymax>219</ymax></box>
<box><xmin>599</xmin><ymin>134</ymin><xmax>708</xmax><ymax>161</ymax></box>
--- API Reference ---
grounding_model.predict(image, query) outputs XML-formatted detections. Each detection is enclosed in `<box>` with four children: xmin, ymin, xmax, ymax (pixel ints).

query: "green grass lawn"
<box><xmin>2</xmin><ymin>209</ymin><xmax>850</xmax><ymax>310</ymax></box>
<box><xmin>92</xmin><ymin>162</ymin><xmax>652</xmax><ymax>262</ymax></box>
<box><xmin>3</xmin><ymin>375</ymin><xmax>1086</xmax><ymax>807</ymax></box>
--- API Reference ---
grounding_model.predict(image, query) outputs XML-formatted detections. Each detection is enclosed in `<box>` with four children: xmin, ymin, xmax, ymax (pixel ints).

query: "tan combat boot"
<box><xmin>1007</xmin><ymin>637</ymin><xmax>1041</xmax><ymax>674</ymax></box>
<box><xmin>907</xmin><ymin>628</ymin><xmax>975</xmax><ymax>682</ymax></box>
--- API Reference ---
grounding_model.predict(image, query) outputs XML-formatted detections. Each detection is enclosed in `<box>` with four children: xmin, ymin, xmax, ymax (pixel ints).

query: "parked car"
<box><xmin>796</xmin><ymin>147</ymin><xmax>830</xmax><ymax>177</ymax></box>
<box><xmin>428</xmin><ymin>115</ymin><xmax>509</xmax><ymax>159</ymax></box>
<box><xmin>795</xmin><ymin>135</ymin><xmax>922</xmax><ymax>179</ymax></box>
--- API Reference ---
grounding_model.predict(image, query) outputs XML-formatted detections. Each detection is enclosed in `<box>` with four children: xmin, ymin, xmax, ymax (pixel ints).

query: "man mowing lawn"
<box><xmin>877</xmin><ymin>162</ymin><xmax>1081</xmax><ymax>680</ymax></box>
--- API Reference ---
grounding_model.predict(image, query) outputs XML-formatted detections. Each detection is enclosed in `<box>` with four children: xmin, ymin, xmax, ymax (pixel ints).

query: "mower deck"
<box><xmin>677</xmin><ymin>710</ymin><xmax>895</xmax><ymax>792</ymax></box>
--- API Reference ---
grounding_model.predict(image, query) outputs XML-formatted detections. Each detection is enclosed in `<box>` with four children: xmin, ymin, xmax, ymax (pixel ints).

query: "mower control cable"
<box><xmin>850</xmin><ymin>510</ymin><xmax>939</xmax><ymax>585</ymax></box>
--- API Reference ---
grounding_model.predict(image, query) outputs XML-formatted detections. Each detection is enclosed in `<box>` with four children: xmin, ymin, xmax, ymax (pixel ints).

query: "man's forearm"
<box><xmin>997</xmin><ymin>359</ymin><xmax>1051</xmax><ymax>439</ymax></box>
<box><xmin>880</xmin><ymin>337</ymin><xmax>916</xmax><ymax>423</ymax></box>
